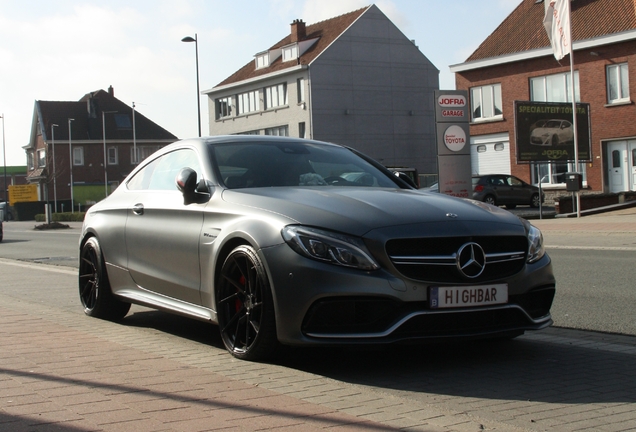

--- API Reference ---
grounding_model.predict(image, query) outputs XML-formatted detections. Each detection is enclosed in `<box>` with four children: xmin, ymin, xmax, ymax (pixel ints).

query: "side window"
<box><xmin>148</xmin><ymin>149</ymin><xmax>203</xmax><ymax>191</ymax></box>
<box><xmin>127</xmin><ymin>149</ymin><xmax>202</xmax><ymax>191</ymax></box>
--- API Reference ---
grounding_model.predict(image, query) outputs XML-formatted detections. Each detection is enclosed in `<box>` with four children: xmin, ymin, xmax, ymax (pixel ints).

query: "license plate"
<box><xmin>429</xmin><ymin>284</ymin><xmax>508</xmax><ymax>309</ymax></box>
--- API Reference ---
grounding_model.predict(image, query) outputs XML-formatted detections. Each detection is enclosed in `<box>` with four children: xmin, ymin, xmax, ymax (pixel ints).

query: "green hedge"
<box><xmin>35</xmin><ymin>212</ymin><xmax>86</xmax><ymax>222</ymax></box>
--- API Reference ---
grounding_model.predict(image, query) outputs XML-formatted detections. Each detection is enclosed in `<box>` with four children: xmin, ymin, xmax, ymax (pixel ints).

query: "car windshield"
<box><xmin>211</xmin><ymin>141</ymin><xmax>401</xmax><ymax>189</ymax></box>
<box><xmin>545</xmin><ymin>120</ymin><xmax>562</xmax><ymax>128</ymax></box>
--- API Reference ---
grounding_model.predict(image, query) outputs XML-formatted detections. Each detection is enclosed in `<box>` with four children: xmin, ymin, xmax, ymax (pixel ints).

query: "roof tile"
<box><xmin>215</xmin><ymin>6</ymin><xmax>369</xmax><ymax>88</ymax></box>
<box><xmin>467</xmin><ymin>0</ymin><xmax>636</xmax><ymax>62</ymax></box>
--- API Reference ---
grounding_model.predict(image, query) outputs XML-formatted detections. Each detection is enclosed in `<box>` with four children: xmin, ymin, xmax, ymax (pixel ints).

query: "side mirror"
<box><xmin>176</xmin><ymin>168</ymin><xmax>211</xmax><ymax>204</ymax></box>
<box><xmin>393</xmin><ymin>171</ymin><xmax>417</xmax><ymax>189</ymax></box>
<box><xmin>176</xmin><ymin>167</ymin><xmax>198</xmax><ymax>194</ymax></box>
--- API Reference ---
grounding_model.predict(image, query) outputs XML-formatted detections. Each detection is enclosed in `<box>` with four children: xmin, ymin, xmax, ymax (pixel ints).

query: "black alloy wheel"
<box><xmin>484</xmin><ymin>195</ymin><xmax>497</xmax><ymax>206</ymax></box>
<box><xmin>79</xmin><ymin>237</ymin><xmax>130</xmax><ymax>320</ymax></box>
<box><xmin>217</xmin><ymin>245</ymin><xmax>277</xmax><ymax>361</ymax></box>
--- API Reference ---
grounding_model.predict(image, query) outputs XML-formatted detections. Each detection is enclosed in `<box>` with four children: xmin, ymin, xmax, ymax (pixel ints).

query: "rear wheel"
<box><xmin>217</xmin><ymin>245</ymin><xmax>278</xmax><ymax>361</ymax></box>
<box><xmin>530</xmin><ymin>193</ymin><xmax>541</xmax><ymax>208</ymax></box>
<box><xmin>79</xmin><ymin>237</ymin><xmax>130</xmax><ymax>320</ymax></box>
<box><xmin>484</xmin><ymin>195</ymin><xmax>496</xmax><ymax>206</ymax></box>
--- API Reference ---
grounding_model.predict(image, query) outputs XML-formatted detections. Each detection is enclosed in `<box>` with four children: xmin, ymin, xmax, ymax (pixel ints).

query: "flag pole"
<box><xmin>565</xmin><ymin>1</ymin><xmax>581</xmax><ymax>218</ymax></box>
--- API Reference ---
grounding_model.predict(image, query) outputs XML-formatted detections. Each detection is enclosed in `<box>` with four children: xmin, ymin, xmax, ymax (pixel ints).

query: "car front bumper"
<box><xmin>260</xmin><ymin>243</ymin><xmax>555</xmax><ymax>346</ymax></box>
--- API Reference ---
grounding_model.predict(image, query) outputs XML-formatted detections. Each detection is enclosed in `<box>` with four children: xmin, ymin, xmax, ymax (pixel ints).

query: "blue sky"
<box><xmin>0</xmin><ymin>0</ymin><xmax>520</xmax><ymax>165</ymax></box>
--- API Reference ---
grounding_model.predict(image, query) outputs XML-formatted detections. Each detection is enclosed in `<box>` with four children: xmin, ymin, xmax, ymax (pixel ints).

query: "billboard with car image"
<box><xmin>514</xmin><ymin>101</ymin><xmax>591</xmax><ymax>163</ymax></box>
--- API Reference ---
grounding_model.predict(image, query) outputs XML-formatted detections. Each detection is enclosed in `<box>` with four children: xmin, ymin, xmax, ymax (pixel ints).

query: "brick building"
<box><xmin>450</xmin><ymin>0</ymin><xmax>636</xmax><ymax>198</ymax></box>
<box><xmin>25</xmin><ymin>87</ymin><xmax>177</xmax><ymax>213</ymax></box>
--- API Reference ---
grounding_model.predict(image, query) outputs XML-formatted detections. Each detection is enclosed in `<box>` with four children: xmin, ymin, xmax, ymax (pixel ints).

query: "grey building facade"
<box><xmin>204</xmin><ymin>5</ymin><xmax>439</xmax><ymax>181</ymax></box>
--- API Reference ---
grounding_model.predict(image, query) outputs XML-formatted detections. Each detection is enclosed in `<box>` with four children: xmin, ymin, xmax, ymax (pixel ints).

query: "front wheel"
<box><xmin>216</xmin><ymin>245</ymin><xmax>278</xmax><ymax>361</ymax></box>
<box><xmin>79</xmin><ymin>237</ymin><xmax>130</xmax><ymax>320</ymax></box>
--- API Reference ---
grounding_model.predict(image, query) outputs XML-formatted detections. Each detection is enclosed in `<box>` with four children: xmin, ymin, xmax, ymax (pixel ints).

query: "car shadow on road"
<box><xmin>121</xmin><ymin>307</ymin><xmax>224</xmax><ymax>348</ymax></box>
<box><xmin>117</xmin><ymin>308</ymin><xmax>636</xmax><ymax>406</ymax></box>
<box><xmin>273</xmin><ymin>333</ymin><xmax>636</xmax><ymax>406</ymax></box>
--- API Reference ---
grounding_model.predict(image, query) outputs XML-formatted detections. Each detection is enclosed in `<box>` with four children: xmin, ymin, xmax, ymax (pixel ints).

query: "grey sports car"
<box><xmin>79</xmin><ymin>136</ymin><xmax>555</xmax><ymax>361</ymax></box>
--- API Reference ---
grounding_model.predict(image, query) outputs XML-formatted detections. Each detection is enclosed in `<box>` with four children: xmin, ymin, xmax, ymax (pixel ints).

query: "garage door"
<box><xmin>471</xmin><ymin>133</ymin><xmax>511</xmax><ymax>175</ymax></box>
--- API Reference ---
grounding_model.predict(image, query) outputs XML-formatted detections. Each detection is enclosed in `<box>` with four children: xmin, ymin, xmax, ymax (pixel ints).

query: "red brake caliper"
<box><xmin>236</xmin><ymin>275</ymin><xmax>245</xmax><ymax>312</ymax></box>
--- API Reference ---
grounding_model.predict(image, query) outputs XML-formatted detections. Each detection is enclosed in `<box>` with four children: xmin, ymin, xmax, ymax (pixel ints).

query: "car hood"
<box><xmin>221</xmin><ymin>187</ymin><xmax>524</xmax><ymax>237</ymax></box>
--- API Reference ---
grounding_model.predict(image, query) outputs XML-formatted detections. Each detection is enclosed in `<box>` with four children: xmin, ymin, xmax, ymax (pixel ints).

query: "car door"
<box><xmin>508</xmin><ymin>175</ymin><xmax>532</xmax><ymax>204</ymax></box>
<box><xmin>125</xmin><ymin>148</ymin><xmax>206</xmax><ymax>305</ymax></box>
<box><xmin>490</xmin><ymin>175</ymin><xmax>511</xmax><ymax>203</ymax></box>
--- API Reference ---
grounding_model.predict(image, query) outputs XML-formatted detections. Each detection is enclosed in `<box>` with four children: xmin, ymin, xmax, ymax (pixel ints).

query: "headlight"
<box><xmin>281</xmin><ymin>226</ymin><xmax>379</xmax><ymax>271</ymax></box>
<box><xmin>527</xmin><ymin>224</ymin><xmax>545</xmax><ymax>263</ymax></box>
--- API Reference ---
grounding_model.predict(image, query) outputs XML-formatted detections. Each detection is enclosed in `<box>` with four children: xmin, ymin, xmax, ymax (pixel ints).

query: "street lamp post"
<box><xmin>132</xmin><ymin>103</ymin><xmax>137</xmax><ymax>164</ymax></box>
<box><xmin>181</xmin><ymin>33</ymin><xmax>201</xmax><ymax>137</ymax></box>
<box><xmin>1</xmin><ymin>114</ymin><xmax>7</xmax><ymax>221</ymax></box>
<box><xmin>68</xmin><ymin>118</ymin><xmax>75</xmax><ymax>213</ymax></box>
<box><xmin>102</xmin><ymin>111</ymin><xmax>117</xmax><ymax>197</ymax></box>
<box><xmin>51</xmin><ymin>123</ymin><xmax>58</xmax><ymax>213</ymax></box>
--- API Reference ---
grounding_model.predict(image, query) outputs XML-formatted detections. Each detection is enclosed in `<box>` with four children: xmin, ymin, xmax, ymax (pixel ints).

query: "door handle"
<box><xmin>132</xmin><ymin>203</ymin><xmax>144</xmax><ymax>215</ymax></box>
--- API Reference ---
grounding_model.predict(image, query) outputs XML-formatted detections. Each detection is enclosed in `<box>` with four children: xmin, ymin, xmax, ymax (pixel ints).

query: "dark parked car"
<box><xmin>473</xmin><ymin>174</ymin><xmax>544</xmax><ymax>209</ymax></box>
<box><xmin>79</xmin><ymin>136</ymin><xmax>555</xmax><ymax>361</ymax></box>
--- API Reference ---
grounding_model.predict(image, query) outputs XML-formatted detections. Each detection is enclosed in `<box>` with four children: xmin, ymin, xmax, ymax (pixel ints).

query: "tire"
<box><xmin>530</xmin><ymin>193</ymin><xmax>541</xmax><ymax>208</ymax></box>
<box><xmin>484</xmin><ymin>195</ymin><xmax>496</xmax><ymax>206</ymax></box>
<box><xmin>552</xmin><ymin>135</ymin><xmax>559</xmax><ymax>146</ymax></box>
<box><xmin>217</xmin><ymin>245</ymin><xmax>278</xmax><ymax>361</ymax></box>
<box><xmin>79</xmin><ymin>237</ymin><xmax>131</xmax><ymax>320</ymax></box>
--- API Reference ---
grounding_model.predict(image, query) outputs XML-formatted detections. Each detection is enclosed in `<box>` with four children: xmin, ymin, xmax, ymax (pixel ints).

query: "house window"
<box><xmin>108</xmin><ymin>147</ymin><xmax>118</xmax><ymax>165</ymax></box>
<box><xmin>530</xmin><ymin>71</ymin><xmax>580</xmax><ymax>102</ymax></box>
<box><xmin>114</xmin><ymin>114</ymin><xmax>132</xmax><ymax>130</ymax></box>
<box><xmin>607</xmin><ymin>63</ymin><xmax>629</xmax><ymax>104</ymax></box>
<box><xmin>37</xmin><ymin>149</ymin><xmax>46</xmax><ymax>167</ymax></box>
<box><xmin>237</xmin><ymin>90</ymin><xmax>260</xmax><ymax>115</ymax></box>
<box><xmin>73</xmin><ymin>147</ymin><xmax>84</xmax><ymax>166</ymax></box>
<box><xmin>265</xmin><ymin>83</ymin><xmax>287</xmax><ymax>109</ymax></box>
<box><xmin>131</xmin><ymin>146</ymin><xmax>161</xmax><ymax>165</ymax></box>
<box><xmin>217</xmin><ymin>96</ymin><xmax>233</xmax><ymax>119</ymax></box>
<box><xmin>28</xmin><ymin>152</ymin><xmax>34</xmax><ymax>170</ymax></box>
<box><xmin>264</xmin><ymin>126</ymin><xmax>289</xmax><ymax>136</ymax></box>
<box><xmin>298</xmin><ymin>122</ymin><xmax>306</xmax><ymax>138</ymax></box>
<box><xmin>530</xmin><ymin>71</ymin><xmax>585</xmax><ymax>186</ymax></box>
<box><xmin>470</xmin><ymin>83</ymin><xmax>502</xmax><ymax>121</ymax></box>
<box><xmin>255</xmin><ymin>53</ymin><xmax>269</xmax><ymax>69</ymax></box>
<box><xmin>282</xmin><ymin>44</ymin><xmax>298</xmax><ymax>62</ymax></box>
<box><xmin>297</xmin><ymin>78</ymin><xmax>305</xmax><ymax>103</ymax></box>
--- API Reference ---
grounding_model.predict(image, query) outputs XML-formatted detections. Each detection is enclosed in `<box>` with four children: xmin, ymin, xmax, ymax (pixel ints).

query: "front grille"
<box><xmin>302</xmin><ymin>297</ymin><xmax>402</xmax><ymax>335</ymax></box>
<box><xmin>386</xmin><ymin>236</ymin><xmax>528</xmax><ymax>284</ymax></box>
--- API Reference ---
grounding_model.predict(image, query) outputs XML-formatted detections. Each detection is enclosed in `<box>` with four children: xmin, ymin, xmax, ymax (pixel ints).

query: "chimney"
<box><xmin>290</xmin><ymin>19</ymin><xmax>306</xmax><ymax>43</ymax></box>
<box><xmin>108</xmin><ymin>85</ymin><xmax>114</xmax><ymax>97</ymax></box>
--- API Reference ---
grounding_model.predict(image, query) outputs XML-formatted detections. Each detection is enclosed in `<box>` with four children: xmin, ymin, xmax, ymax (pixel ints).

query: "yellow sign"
<box><xmin>9</xmin><ymin>184</ymin><xmax>38</xmax><ymax>205</ymax></box>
